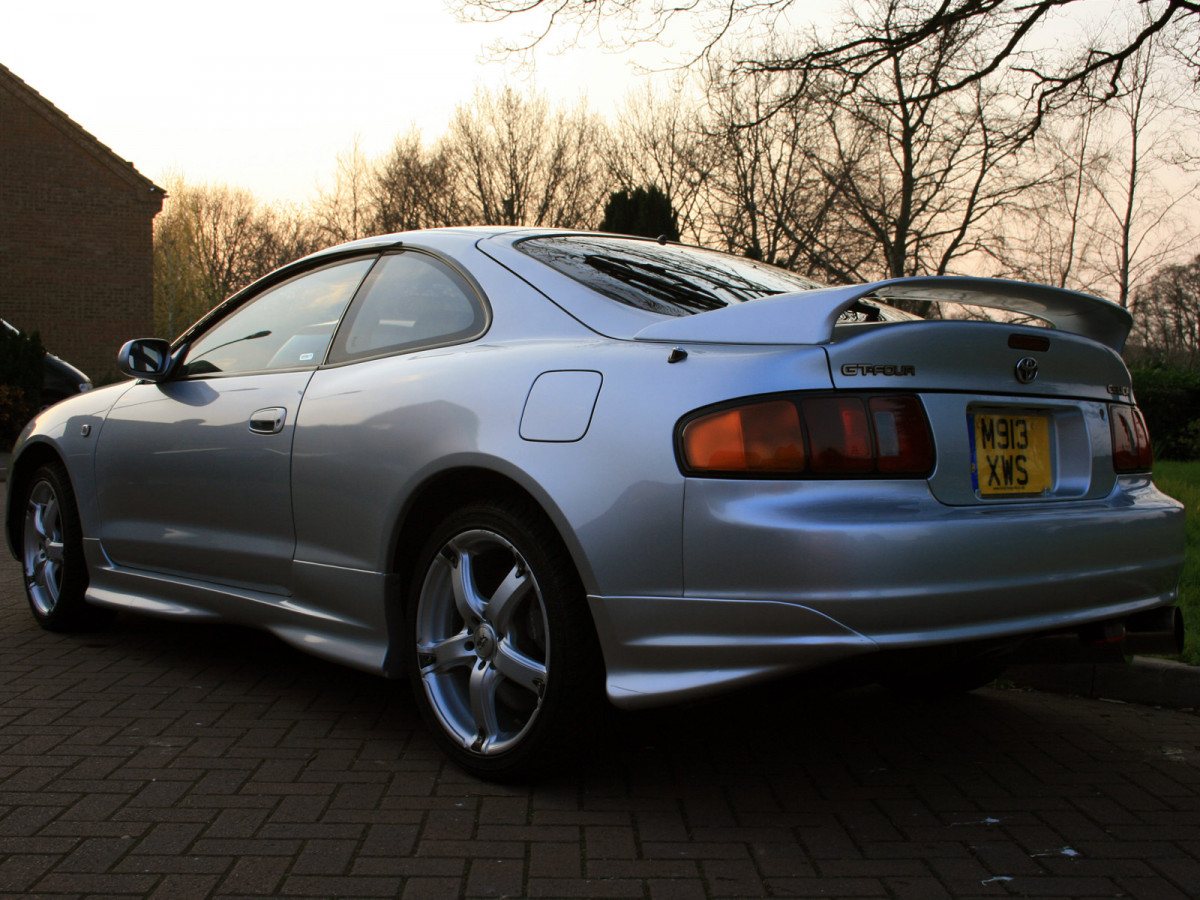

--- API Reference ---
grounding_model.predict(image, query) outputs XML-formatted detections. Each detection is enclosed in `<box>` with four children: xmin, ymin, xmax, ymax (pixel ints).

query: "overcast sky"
<box><xmin>2</xmin><ymin>0</ymin><xmax>698</xmax><ymax>204</ymax></box>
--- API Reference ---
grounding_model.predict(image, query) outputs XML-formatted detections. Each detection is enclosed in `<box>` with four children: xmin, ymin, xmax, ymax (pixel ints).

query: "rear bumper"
<box><xmin>591</xmin><ymin>475</ymin><xmax>1184</xmax><ymax>709</ymax></box>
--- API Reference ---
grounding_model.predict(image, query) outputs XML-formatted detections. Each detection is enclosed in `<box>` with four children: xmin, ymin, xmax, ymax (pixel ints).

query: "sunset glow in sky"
<box><xmin>2</xmin><ymin>0</ymin><xmax>683</xmax><ymax>203</ymax></box>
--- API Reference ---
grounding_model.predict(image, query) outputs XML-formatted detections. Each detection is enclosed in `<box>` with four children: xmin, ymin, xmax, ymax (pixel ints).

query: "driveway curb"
<box><xmin>1008</xmin><ymin>657</ymin><xmax>1199</xmax><ymax>709</ymax></box>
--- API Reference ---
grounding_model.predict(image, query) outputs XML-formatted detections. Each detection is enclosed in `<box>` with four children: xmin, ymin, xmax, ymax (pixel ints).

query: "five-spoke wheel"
<box><xmin>23</xmin><ymin>477</ymin><xmax>66</xmax><ymax>617</ymax></box>
<box><xmin>19</xmin><ymin>463</ymin><xmax>108</xmax><ymax>632</ymax></box>
<box><xmin>407</xmin><ymin>497</ymin><xmax>601</xmax><ymax>779</ymax></box>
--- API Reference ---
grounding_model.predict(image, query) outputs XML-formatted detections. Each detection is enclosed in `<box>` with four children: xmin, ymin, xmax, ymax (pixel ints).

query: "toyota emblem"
<box><xmin>1015</xmin><ymin>357</ymin><xmax>1039</xmax><ymax>384</ymax></box>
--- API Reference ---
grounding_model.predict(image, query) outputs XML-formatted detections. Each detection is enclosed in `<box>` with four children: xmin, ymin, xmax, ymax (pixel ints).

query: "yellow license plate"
<box><xmin>971</xmin><ymin>412</ymin><xmax>1052</xmax><ymax>496</ymax></box>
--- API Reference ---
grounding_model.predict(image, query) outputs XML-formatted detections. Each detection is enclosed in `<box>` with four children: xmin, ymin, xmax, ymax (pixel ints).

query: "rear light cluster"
<box><xmin>679</xmin><ymin>394</ymin><xmax>935</xmax><ymax>477</ymax></box>
<box><xmin>1110</xmin><ymin>404</ymin><xmax>1153</xmax><ymax>472</ymax></box>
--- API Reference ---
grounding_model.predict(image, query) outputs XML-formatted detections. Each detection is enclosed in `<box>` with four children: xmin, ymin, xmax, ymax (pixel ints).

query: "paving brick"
<box><xmin>588</xmin><ymin>860</ymin><xmax>698</xmax><ymax>879</ymax></box>
<box><xmin>54</xmin><ymin>835</ymin><xmax>134</xmax><ymax>872</ymax></box>
<box><xmin>764</xmin><ymin>875</ymin><xmax>888</xmax><ymax>896</ymax></box>
<box><xmin>130</xmin><ymin>822</ymin><xmax>204</xmax><ymax>856</ymax></box>
<box><xmin>527</xmin><ymin>876</ymin><xmax>646</xmax><ymax>897</ymax></box>
<box><xmin>883</xmin><ymin>875</ymin><xmax>955</xmax><ymax>900</ymax></box>
<box><xmin>33</xmin><ymin>872</ymin><xmax>158</xmax><ymax>894</ymax></box>
<box><xmin>400</xmin><ymin>876</ymin><xmax>465</xmax><ymax>899</ymax></box>
<box><xmin>0</xmin><ymin>528</ymin><xmax>1198</xmax><ymax>900</ymax></box>
<box><xmin>0</xmin><ymin>854</ymin><xmax>58</xmax><ymax>893</ymax></box>
<box><xmin>648</xmin><ymin>877</ymin><xmax>708</xmax><ymax>900</ymax></box>
<box><xmin>418</xmin><ymin>840</ymin><xmax>525</xmax><ymax>858</ymax></box>
<box><xmin>529</xmin><ymin>841</ymin><xmax>584</xmax><ymax>878</ymax></box>
<box><xmin>349</xmin><ymin>856</ymin><xmax>465</xmax><ymax>878</ymax></box>
<box><xmin>585</xmin><ymin>824</ymin><xmax>638</xmax><ymax>860</ymax></box>
<box><xmin>466</xmin><ymin>857</ymin><xmax>525</xmax><ymax>897</ymax></box>
<box><xmin>422</xmin><ymin>808</ymin><xmax>479</xmax><ymax>840</ymax></box>
<box><xmin>216</xmin><ymin>854</ymin><xmax>290</xmax><ymax>894</ymax></box>
<box><xmin>359</xmin><ymin>822</ymin><xmax>421</xmax><ymax>857</ymax></box>
<box><xmin>290</xmin><ymin>837</ymin><xmax>358</xmax><ymax>875</ymax></box>
<box><xmin>282</xmin><ymin>874</ymin><xmax>405</xmax><ymax>896</ymax></box>
<box><xmin>147</xmin><ymin>873</ymin><xmax>223</xmax><ymax>898</ymax></box>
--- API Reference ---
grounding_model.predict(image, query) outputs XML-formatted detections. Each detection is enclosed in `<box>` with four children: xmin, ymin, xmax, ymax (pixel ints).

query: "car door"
<box><xmin>93</xmin><ymin>256</ymin><xmax>377</xmax><ymax>594</ymax></box>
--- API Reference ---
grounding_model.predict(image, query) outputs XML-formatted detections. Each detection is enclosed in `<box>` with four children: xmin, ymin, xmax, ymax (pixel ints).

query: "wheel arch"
<box><xmin>384</xmin><ymin>465</ymin><xmax>601</xmax><ymax>672</ymax></box>
<box><xmin>5</xmin><ymin>440</ymin><xmax>67</xmax><ymax>559</ymax></box>
<box><xmin>388</xmin><ymin>465</ymin><xmax>595</xmax><ymax>596</ymax></box>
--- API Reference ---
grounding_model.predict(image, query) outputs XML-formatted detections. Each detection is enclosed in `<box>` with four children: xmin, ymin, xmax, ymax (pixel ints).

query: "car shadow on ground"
<box><xmin>39</xmin><ymin>608</ymin><xmax>1090</xmax><ymax>791</ymax></box>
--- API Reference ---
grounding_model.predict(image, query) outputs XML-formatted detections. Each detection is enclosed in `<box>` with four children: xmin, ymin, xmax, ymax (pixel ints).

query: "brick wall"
<box><xmin>0</xmin><ymin>72</ymin><xmax>162</xmax><ymax>383</ymax></box>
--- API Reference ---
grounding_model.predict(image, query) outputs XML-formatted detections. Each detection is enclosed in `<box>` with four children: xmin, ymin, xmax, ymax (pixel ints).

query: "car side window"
<box><xmin>181</xmin><ymin>258</ymin><xmax>376</xmax><ymax>377</ymax></box>
<box><xmin>327</xmin><ymin>251</ymin><xmax>487</xmax><ymax>364</ymax></box>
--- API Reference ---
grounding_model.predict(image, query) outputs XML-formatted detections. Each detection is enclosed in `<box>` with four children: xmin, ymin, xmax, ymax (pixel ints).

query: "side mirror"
<box><xmin>117</xmin><ymin>338</ymin><xmax>173</xmax><ymax>382</ymax></box>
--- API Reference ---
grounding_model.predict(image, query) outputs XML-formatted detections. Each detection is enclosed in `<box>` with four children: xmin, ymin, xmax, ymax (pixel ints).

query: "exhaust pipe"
<box><xmin>1010</xmin><ymin>629</ymin><xmax>1126</xmax><ymax>664</ymax></box>
<box><xmin>1122</xmin><ymin>605</ymin><xmax>1185</xmax><ymax>656</ymax></box>
<box><xmin>1010</xmin><ymin>605</ymin><xmax>1184</xmax><ymax>663</ymax></box>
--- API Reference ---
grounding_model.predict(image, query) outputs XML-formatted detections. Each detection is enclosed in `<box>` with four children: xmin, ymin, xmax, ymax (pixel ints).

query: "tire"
<box><xmin>19</xmin><ymin>462</ymin><xmax>110</xmax><ymax>632</ymax></box>
<box><xmin>405</xmin><ymin>496</ymin><xmax>603</xmax><ymax>780</ymax></box>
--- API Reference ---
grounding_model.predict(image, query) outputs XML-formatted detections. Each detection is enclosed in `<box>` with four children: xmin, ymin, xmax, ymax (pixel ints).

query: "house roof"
<box><xmin>0</xmin><ymin>61</ymin><xmax>164</xmax><ymax>201</ymax></box>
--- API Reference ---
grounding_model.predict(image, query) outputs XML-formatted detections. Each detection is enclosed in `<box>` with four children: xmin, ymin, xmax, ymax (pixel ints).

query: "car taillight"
<box><xmin>680</xmin><ymin>394</ymin><xmax>934</xmax><ymax>477</ymax></box>
<box><xmin>681</xmin><ymin>400</ymin><xmax>806</xmax><ymax>473</ymax></box>
<box><xmin>1110</xmin><ymin>404</ymin><xmax>1153</xmax><ymax>472</ymax></box>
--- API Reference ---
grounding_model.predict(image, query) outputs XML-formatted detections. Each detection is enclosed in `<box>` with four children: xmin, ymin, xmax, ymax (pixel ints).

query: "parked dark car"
<box><xmin>1</xmin><ymin>318</ymin><xmax>92</xmax><ymax>407</ymax></box>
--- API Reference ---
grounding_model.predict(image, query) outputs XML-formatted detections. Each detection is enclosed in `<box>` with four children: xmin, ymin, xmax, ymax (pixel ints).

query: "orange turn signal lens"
<box><xmin>681</xmin><ymin>400</ymin><xmax>806</xmax><ymax>473</ymax></box>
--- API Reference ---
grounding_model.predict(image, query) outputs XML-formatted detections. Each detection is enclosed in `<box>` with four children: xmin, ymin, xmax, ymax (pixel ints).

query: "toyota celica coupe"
<box><xmin>5</xmin><ymin>228</ymin><xmax>1186</xmax><ymax>778</ymax></box>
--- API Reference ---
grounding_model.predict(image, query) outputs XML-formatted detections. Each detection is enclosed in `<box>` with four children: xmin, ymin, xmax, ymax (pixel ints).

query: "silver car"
<box><xmin>5</xmin><ymin>228</ymin><xmax>1186</xmax><ymax>779</ymax></box>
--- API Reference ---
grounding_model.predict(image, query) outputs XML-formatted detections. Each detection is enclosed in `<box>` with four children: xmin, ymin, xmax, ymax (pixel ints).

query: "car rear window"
<box><xmin>518</xmin><ymin>235</ymin><xmax>822</xmax><ymax>317</ymax></box>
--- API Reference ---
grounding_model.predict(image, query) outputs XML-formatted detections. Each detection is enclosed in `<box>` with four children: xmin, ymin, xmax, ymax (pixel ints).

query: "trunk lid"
<box><xmin>823</xmin><ymin>319</ymin><xmax>1130</xmax><ymax>403</ymax></box>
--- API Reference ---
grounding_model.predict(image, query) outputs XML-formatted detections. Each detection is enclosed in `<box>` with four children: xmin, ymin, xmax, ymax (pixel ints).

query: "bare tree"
<box><xmin>1131</xmin><ymin>253</ymin><xmax>1200</xmax><ymax>361</ymax></box>
<box><xmin>603</xmin><ymin>83</ymin><xmax>713</xmax><ymax>242</ymax></box>
<box><xmin>686</xmin><ymin>0</ymin><xmax>1041</xmax><ymax>292</ymax></box>
<box><xmin>695</xmin><ymin>65</ymin><xmax>863</xmax><ymax>279</ymax></box>
<box><xmin>1088</xmin><ymin>24</ymin><xmax>1199</xmax><ymax>307</ymax></box>
<box><xmin>986</xmin><ymin>13</ymin><xmax>1199</xmax><ymax>306</ymax></box>
<box><xmin>312</xmin><ymin>138</ymin><xmax>380</xmax><ymax>244</ymax></box>
<box><xmin>443</xmin><ymin>86</ymin><xmax>608</xmax><ymax>228</ymax></box>
<box><xmin>454</xmin><ymin>0</ymin><xmax>1200</xmax><ymax>123</ymax></box>
<box><xmin>375</xmin><ymin>129</ymin><xmax>464</xmax><ymax>232</ymax></box>
<box><xmin>983</xmin><ymin>111</ymin><xmax>1109</xmax><ymax>292</ymax></box>
<box><xmin>154</xmin><ymin>179</ymin><xmax>322</xmax><ymax>339</ymax></box>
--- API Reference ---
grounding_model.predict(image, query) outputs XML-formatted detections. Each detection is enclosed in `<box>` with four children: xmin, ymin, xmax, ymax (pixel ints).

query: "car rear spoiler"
<box><xmin>632</xmin><ymin>276</ymin><xmax>1133</xmax><ymax>352</ymax></box>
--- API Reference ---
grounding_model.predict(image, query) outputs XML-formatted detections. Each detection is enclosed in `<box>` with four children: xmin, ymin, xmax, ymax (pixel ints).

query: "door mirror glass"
<box><xmin>117</xmin><ymin>338</ymin><xmax>173</xmax><ymax>382</ymax></box>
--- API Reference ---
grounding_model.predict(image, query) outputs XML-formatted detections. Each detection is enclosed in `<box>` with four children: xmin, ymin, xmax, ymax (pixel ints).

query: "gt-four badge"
<box><xmin>841</xmin><ymin>363</ymin><xmax>916</xmax><ymax>376</ymax></box>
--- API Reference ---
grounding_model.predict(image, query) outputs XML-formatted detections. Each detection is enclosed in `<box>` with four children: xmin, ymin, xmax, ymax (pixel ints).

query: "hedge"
<box><xmin>0</xmin><ymin>325</ymin><xmax>44</xmax><ymax>449</ymax></box>
<box><xmin>1130</xmin><ymin>363</ymin><xmax>1200</xmax><ymax>461</ymax></box>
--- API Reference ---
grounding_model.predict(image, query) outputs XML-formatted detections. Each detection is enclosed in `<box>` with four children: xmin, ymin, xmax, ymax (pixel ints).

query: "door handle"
<box><xmin>248</xmin><ymin>407</ymin><xmax>287</xmax><ymax>434</ymax></box>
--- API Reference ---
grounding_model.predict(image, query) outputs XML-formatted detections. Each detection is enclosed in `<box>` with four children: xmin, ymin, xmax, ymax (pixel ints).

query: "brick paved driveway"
<box><xmin>1</xmin><ymin>486</ymin><xmax>1198</xmax><ymax>899</ymax></box>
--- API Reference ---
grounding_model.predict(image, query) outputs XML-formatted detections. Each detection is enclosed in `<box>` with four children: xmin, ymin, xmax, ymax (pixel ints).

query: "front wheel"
<box><xmin>405</xmin><ymin>497</ymin><xmax>603</xmax><ymax>780</ymax></box>
<box><xmin>20</xmin><ymin>462</ymin><xmax>111</xmax><ymax>632</ymax></box>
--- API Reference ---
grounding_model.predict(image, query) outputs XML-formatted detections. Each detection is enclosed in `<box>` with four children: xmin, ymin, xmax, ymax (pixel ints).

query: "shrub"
<box><xmin>1129</xmin><ymin>363</ymin><xmax>1200</xmax><ymax>461</ymax></box>
<box><xmin>0</xmin><ymin>325</ymin><xmax>44</xmax><ymax>449</ymax></box>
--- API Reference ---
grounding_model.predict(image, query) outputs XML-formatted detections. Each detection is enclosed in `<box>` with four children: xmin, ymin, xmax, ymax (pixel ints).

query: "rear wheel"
<box><xmin>406</xmin><ymin>497</ymin><xmax>603</xmax><ymax>780</ymax></box>
<box><xmin>20</xmin><ymin>463</ymin><xmax>110</xmax><ymax>632</ymax></box>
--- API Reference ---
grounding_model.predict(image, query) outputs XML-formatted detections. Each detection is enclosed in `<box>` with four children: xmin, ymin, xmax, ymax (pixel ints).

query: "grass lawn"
<box><xmin>1152</xmin><ymin>460</ymin><xmax>1199</xmax><ymax>664</ymax></box>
